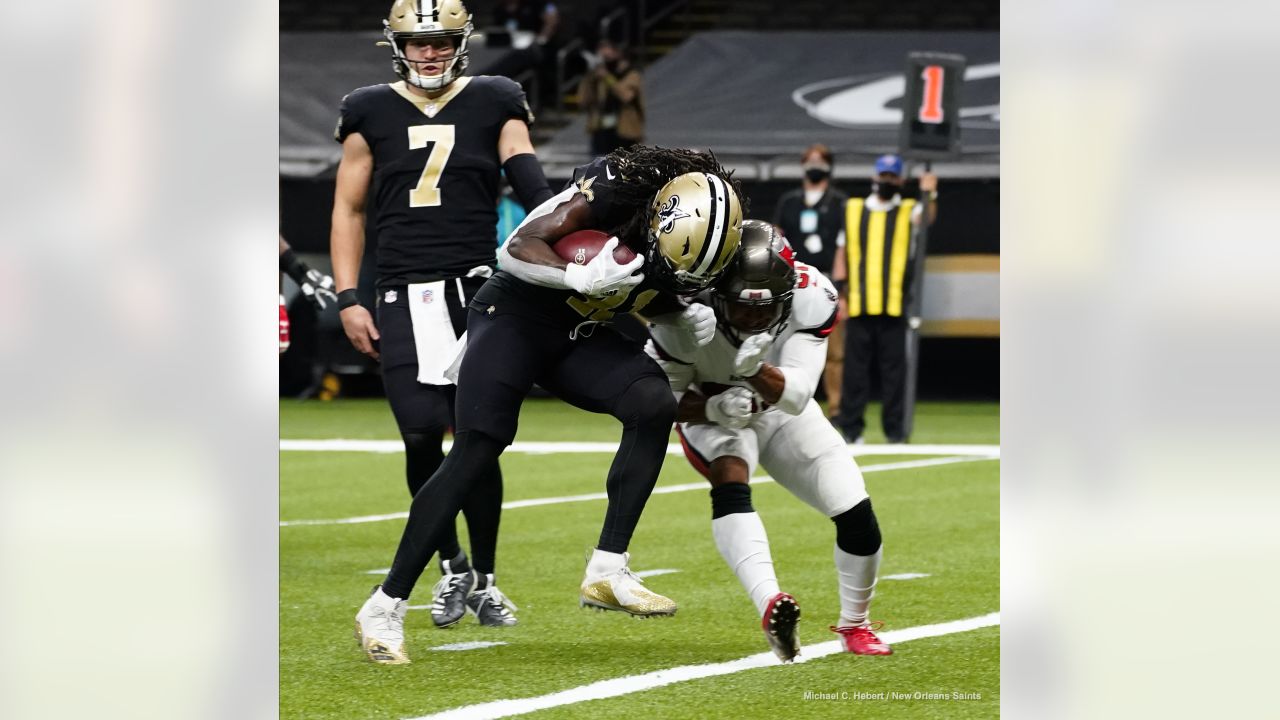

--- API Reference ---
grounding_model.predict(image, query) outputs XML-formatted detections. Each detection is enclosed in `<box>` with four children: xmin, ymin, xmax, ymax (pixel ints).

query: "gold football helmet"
<box><xmin>646</xmin><ymin>172</ymin><xmax>744</xmax><ymax>294</ymax></box>
<box><xmin>381</xmin><ymin>0</ymin><xmax>473</xmax><ymax>90</ymax></box>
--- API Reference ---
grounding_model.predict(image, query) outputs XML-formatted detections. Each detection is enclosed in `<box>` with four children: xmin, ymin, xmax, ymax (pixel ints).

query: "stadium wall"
<box><xmin>279</xmin><ymin>174</ymin><xmax>999</xmax><ymax>399</ymax></box>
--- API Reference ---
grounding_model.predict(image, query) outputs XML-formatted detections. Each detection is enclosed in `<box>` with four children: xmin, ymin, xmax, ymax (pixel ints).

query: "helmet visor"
<box><xmin>725</xmin><ymin>301</ymin><xmax>785</xmax><ymax>334</ymax></box>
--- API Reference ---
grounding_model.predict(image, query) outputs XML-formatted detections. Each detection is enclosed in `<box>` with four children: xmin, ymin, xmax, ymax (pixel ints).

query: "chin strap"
<box><xmin>407</xmin><ymin>64</ymin><xmax>457</xmax><ymax>90</ymax></box>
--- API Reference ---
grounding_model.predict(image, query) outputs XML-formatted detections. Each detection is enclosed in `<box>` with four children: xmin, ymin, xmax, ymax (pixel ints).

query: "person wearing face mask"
<box><xmin>831</xmin><ymin>154</ymin><xmax>938</xmax><ymax>444</ymax></box>
<box><xmin>579</xmin><ymin>38</ymin><xmax>644</xmax><ymax>156</ymax></box>
<box><xmin>772</xmin><ymin>144</ymin><xmax>850</xmax><ymax>420</ymax></box>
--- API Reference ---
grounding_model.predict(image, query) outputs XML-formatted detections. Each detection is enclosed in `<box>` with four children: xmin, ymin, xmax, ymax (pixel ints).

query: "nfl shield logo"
<box><xmin>421</xmin><ymin>289</ymin><xmax>434</xmax><ymax>304</ymax></box>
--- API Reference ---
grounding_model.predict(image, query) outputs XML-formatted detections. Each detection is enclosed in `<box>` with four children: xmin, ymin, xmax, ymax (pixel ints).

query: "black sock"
<box><xmin>833</xmin><ymin>498</ymin><xmax>882</xmax><ymax>556</ymax></box>
<box><xmin>710</xmin><ymin>483</ymin><xmax>754</xmax><ymax>518</ymax></box>
<box><xmin>439</xmin><ymin>548</ymin><xmax>470</xmax><ymax>576</ymax></box>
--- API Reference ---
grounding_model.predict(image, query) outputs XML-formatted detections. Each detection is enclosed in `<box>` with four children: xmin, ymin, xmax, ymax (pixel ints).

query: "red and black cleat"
<box><xmin>830</xmin><ymin>621</ymin><xmax>893</xmax><ymax>655</ymax></box>
<box><xmin>761</xmin><ymin>592</ymin><xmax>801</xmax><ymax>662</ymax></box>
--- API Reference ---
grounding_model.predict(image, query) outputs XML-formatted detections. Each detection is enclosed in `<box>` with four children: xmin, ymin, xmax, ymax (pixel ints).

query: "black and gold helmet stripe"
<box><xmin>707</xmin><ymin>173</ymin><xmax>737</xmax><ymax>275</ymax></box>
<box><xmin>691</xmin><ymin>173</ymin><xmax>731</xmax><ymax>278</ymax></box>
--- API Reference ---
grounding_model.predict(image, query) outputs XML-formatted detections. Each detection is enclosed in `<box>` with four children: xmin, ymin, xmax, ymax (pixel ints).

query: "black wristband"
<box><xmin>337</xmin><ymin>289</ymin><xmax>361</xmax><ymax>310</ymax></box>
<box><xmin>502</xmin><ymin>153</ymin><xmax>553</xmax><ymax>212</ymax></box>
<box><xmin>833</xmin><ymin>280</ymin><xmax>848</xmax><ymax>294</ymax></box>
<box><xmin>279</xmin><ymin>248</ymin><xmax>310</xmax><ymax>285</ymax></box>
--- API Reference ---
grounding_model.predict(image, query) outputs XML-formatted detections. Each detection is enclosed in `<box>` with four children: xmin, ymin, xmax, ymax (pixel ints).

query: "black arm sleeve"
<box><xmin>503</xmin><ymin>153</ymin><xmax>553</xmax><ymax>212</ymax></box>
<box><xmin>279</xmin><ymin>248</ymin><xmax>311</xmax><ymax>285</ymax></box>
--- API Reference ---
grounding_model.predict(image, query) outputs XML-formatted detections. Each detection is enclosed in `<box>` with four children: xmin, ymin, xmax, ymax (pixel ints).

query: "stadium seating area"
<box><xmin>281</xmin><ymin>0</ymin><xmax>998</xmax><ymax>34</ymax></box>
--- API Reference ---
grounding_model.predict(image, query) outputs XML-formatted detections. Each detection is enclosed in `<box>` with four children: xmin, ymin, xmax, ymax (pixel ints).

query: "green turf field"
<box><xmin>281</xmin><ymin>398</ymin><xmax>999</xmax><ymax>719</ymax></box>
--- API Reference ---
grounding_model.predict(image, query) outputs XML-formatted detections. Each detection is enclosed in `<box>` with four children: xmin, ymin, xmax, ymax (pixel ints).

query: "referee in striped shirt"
<box><xmin>831</xmin><ymin>154</ymin><xmax>937</xmax><ymax>444</ymax></box>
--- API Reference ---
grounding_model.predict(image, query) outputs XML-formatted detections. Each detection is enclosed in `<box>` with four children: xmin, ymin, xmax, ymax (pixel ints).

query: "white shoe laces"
<box><xmin>618</xmin><ymin>566</ymin><xmax>645</xmax><ymax>585</ymax></box>
<box><xmin>431</xmin><ymin>572</ymin><xmax>469</xmax><ymax>609</ymax></box>
<box><xmin>476</xmin><ymin>584</ymin><xmax>518</xmax><ymax>616</ymax></box>
<box><xmin>366</xmin><ymin>602</ymin><xmax>404</xmax><ymax>644</ymax></box>
<box><xmin>611</xmin><ymin>565</ymin><xmax>657</xmax><ymax>599</ymax></box>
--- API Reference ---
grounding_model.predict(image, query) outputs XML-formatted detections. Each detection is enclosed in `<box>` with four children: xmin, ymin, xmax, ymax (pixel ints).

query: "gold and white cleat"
<box><xmin>355</xmin><ymin>586</ymin><xmax>410</xmax><ymax>665</ymax></box>
<box><xmin>579</xmin><ymin>551</ymin><xmax>677</xmax><ymax>617</ymax></box>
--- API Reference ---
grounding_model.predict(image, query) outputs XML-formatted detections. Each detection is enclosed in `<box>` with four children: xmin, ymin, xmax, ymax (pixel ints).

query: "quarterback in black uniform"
<box><xmin>340</xmin><ymin>0</ymin><xmax>554</xmax><ymax>660</ymax></box>
<box><xmin>357</xmin><ymin>144</ymin><xmax>745</xmax><ymax>664</ymax></box>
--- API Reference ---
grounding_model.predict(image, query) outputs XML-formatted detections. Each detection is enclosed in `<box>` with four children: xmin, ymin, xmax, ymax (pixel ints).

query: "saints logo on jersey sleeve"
<box><xmin>575</xmin><ymin>175</ymin><xmax>596</xmax><ymax>203</ymax></box>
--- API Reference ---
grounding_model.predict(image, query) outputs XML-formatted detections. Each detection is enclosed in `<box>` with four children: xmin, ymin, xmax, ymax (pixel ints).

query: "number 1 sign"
<box><xmin>899</xmin><ymin>52</ymin><xmax>966</xmax><ymax>159</ymax></box>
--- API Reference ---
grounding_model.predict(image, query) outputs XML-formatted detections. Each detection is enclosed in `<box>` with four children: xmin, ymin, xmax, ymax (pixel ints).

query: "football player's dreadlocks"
<box><xmin>604</xmin><ymin>145</ymin><xmax>749</xmax><ymax>246</ymax></box>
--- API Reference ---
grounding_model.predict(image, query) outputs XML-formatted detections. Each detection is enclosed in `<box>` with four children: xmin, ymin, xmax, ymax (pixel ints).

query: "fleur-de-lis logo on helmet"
<box><xmin>646</xmin><ymin>172</ymin><xmax>744</xmax><ymax>294</ymax></box>
<box><xmin>655</xmin><ymin>195</ymin><xmax>691</xmax><ymax>235</ymax></box>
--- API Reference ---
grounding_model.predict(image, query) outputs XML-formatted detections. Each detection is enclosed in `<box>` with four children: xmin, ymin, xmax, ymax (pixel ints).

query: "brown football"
<box><xmin>552</xmin><ymin>230</ymin><xmax>637</xmax><ymax>266</ymax></box>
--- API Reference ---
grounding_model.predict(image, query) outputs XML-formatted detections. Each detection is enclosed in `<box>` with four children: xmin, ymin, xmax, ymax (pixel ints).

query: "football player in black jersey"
<box><xmin>338</xmin><ymin>0</ymin><xmax>555</xmax><ymax>659</ymax></box>
<box><xmin>355</xmin><ymin>144</ymin><xmax>744</xmax><ymax>663</ymax></box>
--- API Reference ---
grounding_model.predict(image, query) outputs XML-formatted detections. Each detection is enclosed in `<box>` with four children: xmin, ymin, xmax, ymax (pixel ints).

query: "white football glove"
<box><xmin>563</xmin><ymin>237</ymin><xmax>645</xmax><ymax>297</ymax></box>
<box><xmin>676</xmin><ymin>302</ymin><xmax>717</xmax><ymax>346</ymax></box>
<box><xmin>733</xmin><ymin>333</ymin><xmax>775</xmax><ymax>377</ymax></box>
<box><xmin>300</xmin><ymin>268</ymin><xmax>338</xmax><ymax>310</ymax></box>
<box><xmin>704</xmin><ymin>386</ymin><xmax>754</xmax><ymax>429</ymax></box>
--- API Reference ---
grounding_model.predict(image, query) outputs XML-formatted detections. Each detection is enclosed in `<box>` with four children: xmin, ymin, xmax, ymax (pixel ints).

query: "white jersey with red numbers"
<box><xmin>646</xmin><ymin>261</ymin><xmax>839</xmax><ymax>417</ymax></box>
<box><xmin>645</xmin><ymin>263</ymin><xmax>868</xmax><ymax>518</ymax></box>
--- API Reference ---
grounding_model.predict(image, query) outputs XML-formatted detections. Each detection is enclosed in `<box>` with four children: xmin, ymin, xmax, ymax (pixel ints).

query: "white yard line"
<box><xmin>882</xmin><ymin>573</ymin><xmax>932</xmax><ymax>580</ymax></box>
<box><xmin>406</xmin><ymin>612</ymin><xmax>1000</xmax><ymax>720</ymax></box>
<box><xmin>429</xmin><ymin>641</ymin><xmax>509</xmax><ymax>652</ymax></box>
<box><xmin>281</xmin><ymin>455</ymin><xmax>997</xmax><ymax>527</ymax></box>
<box><xmin>281</xmin><ymin>439</ymin><xmax>999</xmax><ymax>457</ymax></box>
<box><xmin>633</xmin><ymin>568</ymin><xmax>680</xmax><ymax>578</ymax></box>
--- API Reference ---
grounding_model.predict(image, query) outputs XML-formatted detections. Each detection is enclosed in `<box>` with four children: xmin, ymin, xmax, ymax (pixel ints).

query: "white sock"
<box><xmin>712</xmin><ymin>512</ymin><xmax>781</xmax><ymax>616</ymax></box>
<box><xmin>834</xmin><ymin>544</ymin><xmax>881</xmax><ymax>626</ymax></box>
<box><xmin>586</xmin><ymin>548</ymin><xmax>627</xmax><ymax>578</ymax></box>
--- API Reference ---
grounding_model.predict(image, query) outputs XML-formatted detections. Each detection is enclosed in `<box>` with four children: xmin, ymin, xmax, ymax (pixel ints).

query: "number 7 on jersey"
<box><xmin>407</xmin><ymin>125</ymin><xmax>455</xmax><ymax>208</ymax></box>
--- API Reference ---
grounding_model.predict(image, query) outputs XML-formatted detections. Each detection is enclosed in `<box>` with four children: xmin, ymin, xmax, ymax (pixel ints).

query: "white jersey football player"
<box><xmin>646</xmin><ymin>220</ymin><xmax>892</xmax><ymax>662</ymax></box>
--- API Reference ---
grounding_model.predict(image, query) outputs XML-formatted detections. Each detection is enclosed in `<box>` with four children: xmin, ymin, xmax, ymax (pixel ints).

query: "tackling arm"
<box><xmin>676</xmin><ymin>391</ymin><xmax>712</xmax><ymax>423</ymax></box>
<box><xmin>745</xmin><ymin>333</ymin><xmax>827</xmax><ymax>415</ymax></box>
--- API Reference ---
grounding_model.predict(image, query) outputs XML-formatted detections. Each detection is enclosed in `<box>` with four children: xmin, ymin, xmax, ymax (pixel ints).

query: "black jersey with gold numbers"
<box><xmin>335</xmin><ymin>75</ymin><xmax>533</xmax><ymax>287</ymax></box>
<box><xmin>473</xmin><ymin>157</ymin><xmax>682</xmax><ymax>330</ymax></box>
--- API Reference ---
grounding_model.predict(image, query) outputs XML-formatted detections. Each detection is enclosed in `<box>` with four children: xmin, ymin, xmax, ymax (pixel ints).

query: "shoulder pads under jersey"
<box><xmin>790</xmin><ymin>263</ymin><xmax>839</xmax><ymax>333</ymax></box>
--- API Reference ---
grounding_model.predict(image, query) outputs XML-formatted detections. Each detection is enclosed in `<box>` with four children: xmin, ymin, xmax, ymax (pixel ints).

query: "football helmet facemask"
<box><xmin>713</xmin><ymin>219</ymin><xmax>798</xmax><ymax>344</ymax></box>
<box><xmin>381</xmin><ymin>0</ymin><xmax>473</xmax><ymax>91</ymax></box>
<box><xmin>646</xmin><ymin>172</ymin><xmax>744</xmax><ymax>294</ymax></box>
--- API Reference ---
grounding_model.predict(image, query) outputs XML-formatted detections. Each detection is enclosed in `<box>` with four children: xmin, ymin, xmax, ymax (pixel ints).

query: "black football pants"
<box><xmin>381</xmin><ymin>309</ymin><xmax>676</xmax><ymax>600</ymax></box>
<box><xmin>377</xmin><ymin>277</ymin><xmax>503</xmax><ymax>576</ymax></box>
